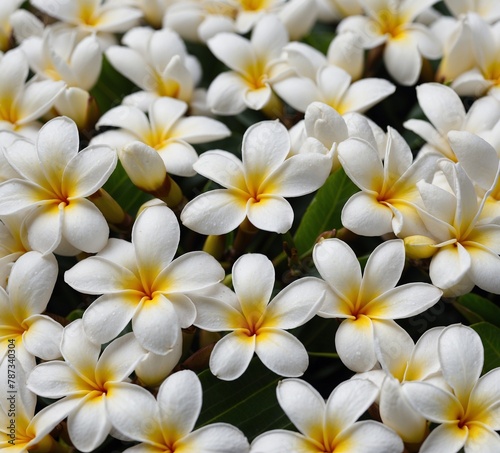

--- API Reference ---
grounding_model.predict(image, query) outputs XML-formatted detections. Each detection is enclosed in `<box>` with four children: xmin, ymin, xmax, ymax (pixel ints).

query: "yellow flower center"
<box><xmin>238</xmin><ymin>0</ymin><xmax>270</xmax><ymax>11</ymax></box>
<box><xmin>376</xmin><ymin>9</ymin><xmax>406</xmax><ymax>39</ymax></box>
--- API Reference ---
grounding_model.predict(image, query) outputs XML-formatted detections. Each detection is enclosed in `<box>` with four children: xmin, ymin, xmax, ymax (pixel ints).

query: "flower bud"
<box><xmin>404</xmin><ymin>235</ymin><xmax>437</xmax><ymax>259</ymax></box>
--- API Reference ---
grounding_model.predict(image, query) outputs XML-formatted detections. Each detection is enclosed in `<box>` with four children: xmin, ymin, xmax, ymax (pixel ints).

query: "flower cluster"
<box><xmin>1</xmin><ymin>1</ymin><xmax>500</xmax><ymax>453</ymax></box>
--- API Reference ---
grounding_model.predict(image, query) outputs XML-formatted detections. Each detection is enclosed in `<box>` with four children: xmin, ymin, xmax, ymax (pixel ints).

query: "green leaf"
<box><xmin>455</xmin><ymin>294</ymin><xmax>500</xmax><ymax>328</ymax></box>
<box><xmin>197</xmin><ymin>358</ymin><xmax>293</xmax><ymax>440</ymax></box>
<box><xmin>294</xmin><ymin>169</ymin><xmax>358</xmax><ymax>255</ymax></box>
<box><xmin>471</xmin><ymin>322</ymin><xmax>500</xmax><ymax>374</ymax></box>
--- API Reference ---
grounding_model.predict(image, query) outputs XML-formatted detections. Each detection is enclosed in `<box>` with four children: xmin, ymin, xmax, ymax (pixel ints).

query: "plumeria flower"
<box><xmin>0</xmin><ymin>49</ymin><xmax>65</xmax><ymax>138</ymax></box>
<box><xmin>313</xmin><ymin>238</ymin><xmax>442</xmax><ymax>372</ymax></box>
<box><xmin>451</xmin><ymin>13</ymin><xmax>500</xmax><ymax>100</ymax></box>
<box><xmin>206</xmin><ymin>14</ymin><xmax>289</xmax><ymax>115</ymax></box>
<box><xmin>194</xmin><ymin>253</ymin><xmax>326</xmax><ymax>380</ymax></box>
<box><xmin>413</xmin><ymin>159</ymin><xmax>500</xmax><ymax>296</ymax></box>
<box><xmin>27</xmin><ymin>319</ymin><xmax>147</xmax><ymax>453</ymax></box>
<box><xmin>0</xmin><ymin>214</ymin><xmax>29</xmax><ymax>287</ymax></box>
<box><xmin>272</xmin><ymin>58</ymin><xmax>395</xmax><ymax>115</ymax></box>
<box><xmin>357</xmin><ymin>327</ymin><xmax>446</xmax><ymax>444</ymax></box>
<box><xmin>404</xmin><ymin>83</ymin><xmax>500</xmax><ymax>162</ymax></box>
<box><xmin>30</xmin><ymin>0</ymin><xmax>143</xmax><ymax>47</ymax></box>
<box><xmin>315</xmin><ymin>0</ymin><xmax>362</xmax><ymax>23</ymax></box>
<box><xmin>0</xmin><ymin>361</ymin><xmax>82</xmax><ymax>452</ymax></box>
<box><xmin>337</xmin><ymin>0</ymin><xmax>442</xmax><ymax>85</ymax></box>
<box><xmin>404</xmin><ymin>324</ymin><xmax>500</xmax><ymax>453</ymax></box>
<box><xmin>181</xmin><ymin>120</ymin><xmax>331</xmax><ymax>235</ymax></box>
<box><xmin>0</xmin><ymin>116</ymin><xmax>117</xmax><ymax>256</ymax></box>
<box><xmin>92</xmin><ymin>97</ymin><xmax>230</xmax><ymax>177</ymax></box>
<box><xmin>0</xmin><ymin>251</ymin><xmax>63</xmax><ymax>372</ymax></box>
<box><xmin>337</xmin><ymin>127</ymin><xmax>438</xmax><ymax>237</ymax></box>
<box><xmin>65</xmin><ymin>204</ymin><xmax>225</xmax><ymax>354</ymax></box>
<box><xmin>106</xmin><ymin>26</ymin><xmax>205</xmax><ymax>111</ymax></box>
<box><xmin>251</xmin><ymin>378</ymin><xmax>404</xmax><ymax>453</ymax></box>
<box><xmin>20</xmin><ymin>27</ymin><xmax>103</xmax><ymax>127</ymax></box>
<box><xmin>0</xmin><ymin>0</ymin><xmax>23</xmax><ymax>53</ymax></box>
<box><xmin>108</xmin><ymin>369</ymin><xmax>250</xmax><ymax>452</ymax></box>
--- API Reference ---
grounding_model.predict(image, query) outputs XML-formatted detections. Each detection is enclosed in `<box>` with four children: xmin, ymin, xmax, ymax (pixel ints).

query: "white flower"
<box><xmin>64</xmin><ymin>204</ymin><xmax>225</xmax><ymax>354</ymax></box>
<box><xmin>206</xmin><ymin>14</ymin><xmax>289</xmax><ymax>115</ymax></box>
<box><xmin>404</xmin><ymin>324</ymin><xmax>500</xmax><ymax>453</ymax></box>
<box><xmin>0</xmin><ymin>49</ymin><xmax>65</xmax><ymax>138</ymax></box>
<box><xmin>30</xmin><ymin>0</ymin><xmax>143</xmax><ymax>46</ymax></box>
<box><xmin>357</xmin><ymin>327</ymin><xmax>446</xmax><ymax>443</ymax></box>
<box><xmin>181</xmin><ymin>120</ymin><xmax>331</xmax><ymax>234</ymax></box>
<box><xmin>0</xmin><ymin>0</ymin><xmax>24</xmax><ymax>52</ymax></box>
<box><xmin>415</xmin><ymin>160</ymin><xmax>500</xmax><ymax>296</ymax></box>
<box><xmin>105</xmin><ymin>26</ymin><xmax>204</xmax><ymax>111</ymax></box>
<box><xmin>313</xmin><ymin>238</ymin><xmax>442</xmax><ymax>372</ymax></box>
<box><xmin>92</xmin><ymin>97</ymin><xmax>230</xmax><ymax>177</ymax></box>
<box><xmin>194</xmin><ymin>253</ymin><xmax>326</xmax><ymax>380</ymax></box>
<box><xmin>0</xmin><ymin>251</ymin><xmax>63</xmax><ymax>372</ymax></box>
<box><xmin>0</xmin><ymin>213</ymin><xmax>29</xmax><ymax>287</ymax></box>
<box><xmin>251</xmin><ymin>378</ymin><xmax>404</xmax><ymax>453</ymax></box>
<box><xmin>337</xmin><ymin>0</ymin><xmax>442</xmax><ymax>85</ymax></box>
<box><xmin>27</xmin><ymin>319</ymin><xmax>147</xmax><ymax>453</ymax></box>
<box><xmin>107</xmin><ymin>369</ymin><xmax>250</xmax><ymax>452</ymax></box>
<box><xmin>337</xmin><ymin>127</ymin><xmax>438</xmax><ymax>237</ymax></box>
<box><xmin>404</xmin><ymin>83</ymin><xmax>500</xmax><ymax>162</ymax></box>
<box><xmin>0</xmin><ymin>116</ymin><xmax>117</xmax><ymax>255</ymax></box>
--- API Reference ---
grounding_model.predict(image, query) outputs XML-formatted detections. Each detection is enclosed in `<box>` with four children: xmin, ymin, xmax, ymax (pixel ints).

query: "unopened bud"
<box><xmin>404</xmin><ymin>235</ymin><xmax>437</xmax><ymax>260</ymax></box>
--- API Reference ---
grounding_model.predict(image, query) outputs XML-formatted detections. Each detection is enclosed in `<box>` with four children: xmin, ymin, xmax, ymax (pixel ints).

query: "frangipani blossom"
<box><xmin>0</xmin><ymin>116</ymin><xmax>117</xmax><ymax>256</ymax></box>
<box><xmin>414</xmin><ymin>159</ymin><xmax>500</xmax><ymax>296</ymax></box>
<box><xmin>181</xmin><ymin>120</ymin><xmax>331</xmax><ymax>234</ymax></box>
<box><xmin>404</xmin><ymin>324</ymin><xmax>500</xmax><ymax>453</ymax></box>
<box><xmin>357</xmin><ymin>327</ymin><xmax>446</xmax><ymax>444</ymax></box>
<box><xmin>337</xmin><ymin>0</ymin><xmax>442</xmax><ymax>85</ymax></box>
<box><xmin>106</xmin><ymin>26</ymin><xmax>204</xmax><ymax>111</ymax></box>
<box><xmin>0</xmin><ymin>251</ymin><xmax>63</xmax><ymax>372</ymax></box>
<box><xmin>108</xmin><ymin>369</ymin><xmax>250</xmax><ymax>452</ymax></box>
<box><xmin>30</xmin><ymin>0</ymin><xmax>143</xmax><ymax>46</ymax></box>
<box><xmin>0</xmin><ymin>361</ymin><xmax>82</xmax><ymax>452</ymax></box>
<box><xmin>0</xmin><ymin>49</ymin><xmax>65</xmax><ymax>138</ymax></box>
<box><xmin>92</xmin><ymin>97</ymin><xmax>230</xmax><ymax>177</ymax></box>
<box><xmin>251</xmin><ymin>378</ymin><xmax>404</xmax><ymax>453</ymax></box>
<box><xmin>404</xmin><ymin>83</ymin><xmax>500</xmax><ymax>161</ymax></box>
<box><xmin>0</xmin><ymin>213</ymin><xmax>29</xmax><ymax>287</ymax></box>
<box><xmin>27</xmin><ymin>320</ymin><xmax>147</xmax><ymax>453</ymax></box>
<box><xmin>313</xmin><ymin>238</ymin><xmax>442</xmax><ymax>372</ymax></box>
<box><xmin>65</xmin><ymin>204</ymin><xmax>225</xmax><ymax>354</ymax></box>
<box><xmin>338</xmin><ymin>127</ymin><xmax>438</xmax><ymax>237</ymax></box>
<box><xmin>206</xmin><ymin>14</ymin><xmax>289</xmax><ymax>115</ymax></box>
<box><xmin>194</xmin><ymin>253</ymin><xmax>326</xmax><ymax>380</ymax></box>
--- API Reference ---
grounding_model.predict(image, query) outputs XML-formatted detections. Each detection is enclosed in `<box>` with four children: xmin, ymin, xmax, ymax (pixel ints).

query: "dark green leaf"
<box><xmin>294</xmin><ymin>169</ymin><xmax>358</xmax><ymax>255</ymax></box>
<box><xmin>455</xmin><ymin>294</ymin><xmax>500</xmax><ymax>328</ymax></box>
<box><xmin>197</xmin><ymin>358</ymin><xmax>293</xmax><ymax>440</ymax></box>
<box><xmin>471</xmin><ymin>322</ymin><xmax>500</xmax><ymax>374</ymax></box>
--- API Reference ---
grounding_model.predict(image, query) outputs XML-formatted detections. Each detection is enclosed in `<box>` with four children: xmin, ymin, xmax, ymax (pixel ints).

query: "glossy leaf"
<box><xmin>455</xmin><ymin>293</ymin><xmax>500</xmax><ymax>328</ymax></box>
<box><xmin>471</xmin><ymin>322</ymin><xmax>500</xmax><ymax>374</ymax></box>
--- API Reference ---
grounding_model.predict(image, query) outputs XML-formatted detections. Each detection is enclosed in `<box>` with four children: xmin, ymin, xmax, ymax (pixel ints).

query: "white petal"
<box><xmin>276</xmin><ymin>378</ymin><xmax>325</xmax><ymax>442</ymax></box>
<box><xmin>246</xmin><ymin>195</ymin><xmax>294</xmax><ymax>233</ymax></box>
<box><xmin>469</xmin><ymin>368</ymin><xmax>500</xmax><ymax>429</ymax></box>
<box><xmin>23</xmin><ymin>314</ymin><xmax>63</xmax><ymax>360</ymax></box>
<box><xmin>335</xmin><ymin>316</ymin><xmax>376</xmax><ymax>372</ymax></box>
<box><xmin>170</xmin><ymin>116</ymin><xmax>230</xmax><ymax>144</ymax></box>
<box><xmin>417</xmin><ymin>422</ymin><xmax>467</xmax><ymax>453</ymax></box>
<box><xmin>263</xmin><ymin>153</ymin><xmax>330</xmax><ymax>197</ymax></box>
<box><xmin>206</xmin><ymin>72</ymin><xmax>248</xmax><ymax>115</ymax></box>
<box><xmin>27</xmin><ymin>362</ymin><xmax>86</xmax><ymax>397</ymax></box>
<box><xmin>62</xmin><ymin>198</ymin><xmax>109</xmax><ymax>253</ymax></box>
<box><xmin>264</xmin><ymin>277</ymin><xmax>326</xmax><ymax>329</ymax></box>
<box><xmin>156</xmin><ymin>370</ymin><xmax>201</xmax><ymax>439</ymax></box>
<box><xmin>272</xmin><ymin>76</ymin><xmax>320</xmax><ymax>112</ymax></box>
<box><xmin>7</xmin><ymin>251</ymin><xmax>57</xmax><ymax>317</ymax></box>
<box><xmin>465</xmin><ymin>425</ymin><xmax>500</xmax><ymax>453</ymax></box>
<box><xmin>416</xmin><ymin>83</ymin><xmax>465</xmax><ymax>135</ymax></box>
<box><xmin>70</xmin><ymin>35</ymin><xmax>102</xmax><ymax>90</ymax></box>
<box><xmin>360</xmin><ymin>239</ymin><xmax>404</xmax><ymax>301</ymax></box>
<box><xmin>208</xmin><ymin>32</ymin><xmax>256</xmax><ymax>75</ymax></box>
<box><xmin>94</xmin><ymin>8</ymin><xmax>143</xmax><ymax>33</ymax></box>
<box><xmin>24</xmin><ymin>202</ymin><xmax>64</xmax><ymax>255</ymax></box>
<box><xmin>383</xmin><ymin>34</ymin><xmax>421</xmax><ymax>86</ymax></box>
<box><xmin>341</xmin><ymin>78</ymin><xmax>395</xmax><ymax>113</ymax></box>
<box><xmin>304</xmin><ymin>101</ymin><xmax>349</xmax><ymax>147</ymax></box>
<box><xmin>341</xmin><ymin>191</ymin><xmax>393</xmax><ymax>236</ymax></box>
<box><xmin>181</xmin><ymin>190</ymin><xmax>247</xmax><ymax>235</ymax></box>
<box><xmin>67</xmin><ymin>394</ymin><xmax>111</xmax><ymax>452</ymax></box>
<box><xmin>406</xmin><ymin>327</ymin><xmax>444</xmax><ymax>381</ymax></box>
<box><xmin>251</xmin><ymin>14</ymin><xmax>288</xmax><ymax>60</ymax></box>
<box><xmin>133</xmin><ymin>205</ymin><xmax>179</xmax><ymax>288</ymax></box>
<box><xmin>149</xmin><ymin>96</ymin><xmax>187</xmax><ymax>134</ymax></box>
<box><xmin>178</xmin><ymin>424</ymin><xmax>250</xmax><ymax>453</ymax></box>
<box><xmin>209</xmin><ymin>331</ymin><xmax>255</xmax><ymax>381</ymax></box>
<box><xmin>313</xmin><ymin>238</ymin><xmax>361</xmax><ymax>303</ymax></box>
<box><xmin>96</xmin><ymin>105</ymin><xmax>150</xmax><ymax>139</ymax></box>
<box><xmin>466</xmin><ymin>245</ymin><xmax>500</xmax><ymax>293</ymax></box>
<box><xmin>192</xmin><ymin>150</ymin><xmax>245</xmax><ymax>191</ymax></box>
<box><xmin>429</xmin><ymin>243</ymin><xmax>471</xmax><ymax>292</ymax></box>
<box><xmin>255</xmin><ymin>329</ymin><xmax>308</xmax><ymax>377</ymax></box>
<box><xmin>156</xmin><ymin>140</ymin><xmax>197</xmax><ymax>177</ymax></box>
<box><xmin>324</xmin><ymin>379</ymin><xmax>379</xmax><ymax>440</ymax></box>
<box><xmin>105</xmin><ymin>46</ymin><xmax>151</xmax><ymax>91</ymax></box>
<box><xmin>61</xmin><ymin>319</ymin><xmax>100</xmax><ymax>374</ymax></box>
<box><xmin>83</xmin><ymin>293</ymin><xmax>138</xmax><ymax>345</ymax></box>
<box><xmin>438</xmin><ymin>324</ymin><xmax>483</xmax><ymax>404</ymax></box>
<box><xmin>251</xmin><ymin>430</ymin><xmax>316</xmax><ymax>452</ymax></box>
<box><xmin>17</xmin><ymin>80</ymin><xmax>65</xmax><ymax>124</ymax></box>
<box><xmin>132</xmin><ymin>296</ymin><xmax>180</xmax><ymax>354</ymax></box>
